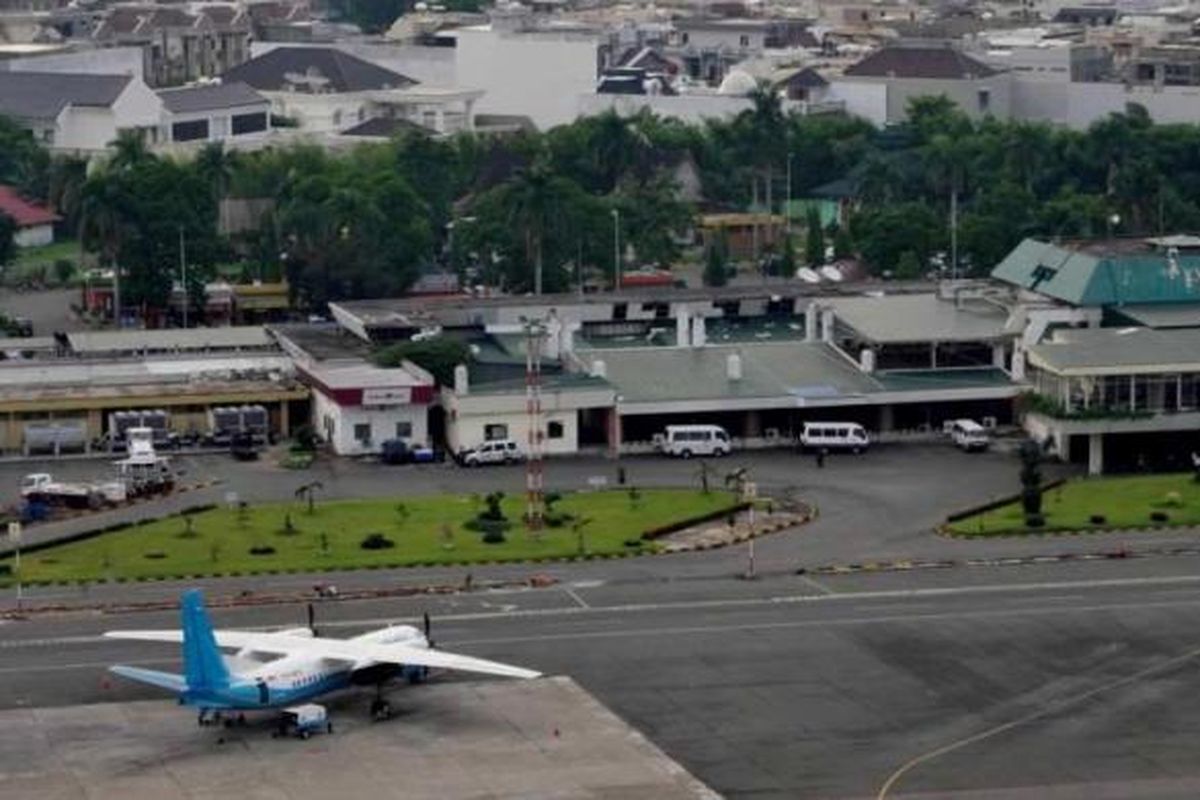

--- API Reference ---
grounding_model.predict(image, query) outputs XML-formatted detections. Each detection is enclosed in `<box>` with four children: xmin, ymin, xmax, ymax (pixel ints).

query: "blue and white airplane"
<box><xmin>106</xmin><ymin>590</ymin><xmax>540</xmax><ymax>722</ymax></box>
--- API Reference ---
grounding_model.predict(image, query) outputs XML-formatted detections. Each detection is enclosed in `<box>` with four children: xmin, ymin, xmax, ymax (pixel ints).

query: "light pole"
<box><xmin>446</xmin><ymin>216</ymin><xmax>477</xmax><ymax>274</ymax></box>
<box><xmin>178</xmin><ymin>225</ymin><xmax>188</xmax><ymax>328</ymax></box>
<box><xmin>611</xmin><ymin>208</ymin><xmax>621</xmax><ymax>291</ymax></box>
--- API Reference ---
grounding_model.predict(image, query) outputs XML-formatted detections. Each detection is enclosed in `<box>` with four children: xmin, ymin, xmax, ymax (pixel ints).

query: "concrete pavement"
<box><xmin>7</xmin><ymin>565</ymin><xmax>1200</xmax><ymax>798</ymax></box>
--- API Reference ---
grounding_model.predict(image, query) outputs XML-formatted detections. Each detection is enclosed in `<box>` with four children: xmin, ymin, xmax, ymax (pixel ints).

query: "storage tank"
<box><xmin>24</xmin><ymin>422</ymin><xmax>87</xmax><ymax>455</ymax></box>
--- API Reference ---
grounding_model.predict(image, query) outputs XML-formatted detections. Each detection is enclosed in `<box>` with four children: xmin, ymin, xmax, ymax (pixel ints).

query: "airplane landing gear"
<box><xmin>370</xmin><ymin>692</ymin><xmax>392</xmax><ymax>721</ymax></box>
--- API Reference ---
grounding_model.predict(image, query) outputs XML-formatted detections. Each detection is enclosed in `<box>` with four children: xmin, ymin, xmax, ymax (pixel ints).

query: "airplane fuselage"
<box><xmin>183</xmin><ymin>626</ymin><xmax>427</xmax><ymax>711</ymax></box>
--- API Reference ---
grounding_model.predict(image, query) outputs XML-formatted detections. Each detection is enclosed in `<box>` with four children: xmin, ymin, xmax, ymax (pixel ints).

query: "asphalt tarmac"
<box><xmin>8</xmin><ymin>564</ymin><xmax>1200</xmax><ymax>799</ymax></box>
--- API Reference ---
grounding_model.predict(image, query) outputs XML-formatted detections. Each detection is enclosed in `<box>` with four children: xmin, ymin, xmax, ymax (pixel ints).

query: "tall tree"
<box><xmin>804</xmin><ymin>207</ymin><xmax>825</xmax><ymax>266</ymax></box>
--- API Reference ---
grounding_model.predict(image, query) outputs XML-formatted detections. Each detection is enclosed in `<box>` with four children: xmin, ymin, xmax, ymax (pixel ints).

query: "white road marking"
<box><xmin>6</xmin><ymin>572</ymin><xmax>1200</xmax><ymax>651</ymax></box>
<box><xmin>796</xmin><ymin>574</ymin><xmax>834</xmax><ymax>595</ymax></box>
<box><xmin>562</xmin><ymin>587</ymin><xmax>591</xmax><ymax>610</ymax></box>
<box><xmin>875</xmin><ymin>642</ymin><xmax>1200</xmax><ymax>799</ymax></box>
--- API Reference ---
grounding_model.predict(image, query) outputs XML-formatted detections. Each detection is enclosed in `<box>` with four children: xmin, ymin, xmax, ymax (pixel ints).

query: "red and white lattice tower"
<box><xmin>524</xmin><ymin>319</ymin><xmax>546</xmax><ymax>529</ymax></box>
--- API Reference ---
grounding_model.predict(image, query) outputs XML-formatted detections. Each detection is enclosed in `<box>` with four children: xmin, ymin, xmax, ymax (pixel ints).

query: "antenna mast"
<box><xmin>524</xmin><ymin>318</ymin><xmax>546</xmax><ymax>529</ymax></box>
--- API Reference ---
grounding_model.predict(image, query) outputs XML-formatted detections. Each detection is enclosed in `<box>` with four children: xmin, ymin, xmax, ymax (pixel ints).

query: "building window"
<box><xmin>171</xmin><ymin>118</ymin><xmax>209</xmax><ymax>142</ymax></box>
<box><xmin>681</xmin><ymin>32</ymin><xmax>689</xmax><ymax>44</ymax></box>
<box><xmin>485</xmin><ymin>424</ymin><xmax>508</xmax><ymax>441</ymax></box>
<box><xmin>978</xmin><ymin>89</ymin><xmax>991</xmax><ymax>112</ymax></box>
<box><xmin>395</xmin><ymin>421</ymin><xmax>413</xmax><ymax>439</ymax></box>
<box><xmin>332</xmin><ymin>110</ymin><xmax>343</xmax><ymax>127</ymax></box>
<box><xmin>547</xmin><ymin>421</ymin><xmax>564</xmax><ymax>439</ymax></box>
<box><xmin>231</xmin><ymin>112</ymin><xmax>266</xmax><ymax>135</ymax></box>
<box><xmin>739</xmin><ymin>35</ymin><xmax>750</xmax><ymax>47</ymax></box>
<box><xmin>354</xmin><ymin>423</ymin><xmax>371</xmax><ymax>444</ymax></box>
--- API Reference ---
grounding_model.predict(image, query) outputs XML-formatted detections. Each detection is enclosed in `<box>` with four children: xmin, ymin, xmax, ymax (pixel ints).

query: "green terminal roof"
<box><xmin>992</xmin><ymin>238</ymin><xmax>1200</xmax><ymax>307</ymax></box>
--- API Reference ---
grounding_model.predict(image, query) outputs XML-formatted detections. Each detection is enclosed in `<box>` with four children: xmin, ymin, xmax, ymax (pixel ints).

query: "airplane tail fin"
<box><xmin>180</xmin><ymin>589</ymin><xmax>230</xmax><ymax>691</ymax></box>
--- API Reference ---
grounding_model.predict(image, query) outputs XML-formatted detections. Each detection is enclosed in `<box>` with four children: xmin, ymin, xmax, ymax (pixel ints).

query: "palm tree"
<box><xmin>922</xmin><ymin>134</ymin><xmax>972</xmax><ymax>278</ymax></box>
<box><xmin>195</xmin><ymin>143</ymin><xmax>235</xmax><ymax>233</ymax></box>
<box><xmin>46</xmin><ymin>155</ymin><xmax>88</xmax><ymax>233</ymax></box>
<box><xmin>107</xmin><ymin>129</ymin><xmax>152</xmax><ymax>172</ymax></box>
<box><xmin>295</xmin><ymin>481</ymin><xmax>324</xmax><ymax>515</ymax></box>
<box><xmin>739</xmin><ymin>82</ymin><xmax>788</xmax><ymax>255</ymax></box>
<box><xmin>500</xmin><ymin>159</ymin><xmax>587</xmax><ymax>295</ymax></box>
<box><xmin>79</xmin><ymin>172</ymin><xmax>132</xmax><ymax>323</ymax></box>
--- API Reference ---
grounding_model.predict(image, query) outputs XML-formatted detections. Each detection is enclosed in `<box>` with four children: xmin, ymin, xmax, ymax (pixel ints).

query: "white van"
<box><xmin>660</xmin><ymin>425</ymin><xmax>731</xmax><ymax>458</ymax></box>
<box><xmin>946</xmin><ymin>419</ymin><xmax>990</xmax><ymax>452</ymax></box>
<box><xmin>799</xmin><ymin>422</ymin><xmax>870</xmax><ymax>453</ymax></box>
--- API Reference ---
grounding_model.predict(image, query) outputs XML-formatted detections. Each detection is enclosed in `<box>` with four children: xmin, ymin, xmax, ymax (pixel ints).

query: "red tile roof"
<box><xmin>0</xmin><ymin>186</ymin><xmax>60</xmax><ymax>228</ymax></box>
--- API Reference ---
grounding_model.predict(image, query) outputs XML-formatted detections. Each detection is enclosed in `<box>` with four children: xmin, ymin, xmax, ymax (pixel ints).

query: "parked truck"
<box><xmin>114</xmin><ymin>427</ymin><xmax>175</xmax><ymax>495</ymax></box>
<box><xmin>20</xmin><ymin>473</ymin><xmax>127</xmax><ymax>510</ymax></box>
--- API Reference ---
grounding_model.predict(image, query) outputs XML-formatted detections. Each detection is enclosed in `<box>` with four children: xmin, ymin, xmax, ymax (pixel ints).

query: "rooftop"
<box><xmin>992</xmin><ymin>237</ymin><xmax>1200</xmax><ymax>306</ymax></box>
<box><xmin>843</xmin><ymin>46</ymin><xmax>999</xmax><ymax>80</ymax></box>
<box><xmin>595</xmin><ymin>342</ymin><xmax>880</xmax><ymax>407</ymax></box>
<box><xmin>1113</xmin><ymin>303</ymin><xmax>1200</xmax><ymax>329</ymax></box>
<box><xmin>158</xmin><ymin>82</ymin><xmax>266</xmax><ymax>114</ymax></box>
<box><xmin>66</xmin><ymin>327</ymin><xmax>275</xmax><ymax>355</ymax></box>
<box><xmin>0</xmin><ymin>353</ymin><xmax>298</xmax><ymax>406</ymax></box>
<box><xmin>270</xmin><ymin>323</ymin><xmax>372</xmax><ymax>362</ymax></box>
<box><xmin>339</xmin><ymin>116</ymin><xmax>434</xmax><ymax>138</ymax></box>
<box><xmin>1029</xmin><ymin>327</ymin><xmax>1200</xmax><ymax>374</ymax></box>
<box><xmin>0</xmin><ymin>185</ymin><xmax>59</xmax><ymax>227</ymax></box>
<box><xmin>0</xmin><ymin>72</ymin><xmax>130</xmax><ymax>121</ymax></box>
<box><xmin>222</xmin><ymin>47</ymin><xmax>417</xmax><ymax>94</ymax></box>
<box><xmin>826</xmin><ymin>293</ymin><xmax>1011</xmax><ymax>343</ymax></box>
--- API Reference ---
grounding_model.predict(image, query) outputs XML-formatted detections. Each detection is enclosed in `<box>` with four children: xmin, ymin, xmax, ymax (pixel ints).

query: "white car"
<box><xmin>460</xmin><ymin>439</ymin><xmax>524</xmax><ymax>466</ymax></box>
<box><xmin>946</xmin><ymin>419</ymin><xmax>990</xmax><ymax>452</ymax></box>
<box><xmin>660</xmin><ymin>425</ymin><xmax>731</xmax><ymax>458</ymax></box>
<box><xmin>799</xmin><ymin>422</ymin><xmax>870</xmax><ymax>454</ymax></box>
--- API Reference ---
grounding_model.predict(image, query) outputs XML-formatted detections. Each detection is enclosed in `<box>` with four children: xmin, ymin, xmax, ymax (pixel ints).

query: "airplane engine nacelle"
<box><xmin>356</xmin><ymin>625</ymin><xmax>423</xmax><ymax>646</ymax></box>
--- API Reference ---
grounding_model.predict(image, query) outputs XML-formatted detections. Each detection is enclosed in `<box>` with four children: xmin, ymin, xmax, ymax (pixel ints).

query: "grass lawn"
<box><xmin>3</xmin><ymin>489</ymin><xmax>738</xmax><ymax>583</ymax></box>
<box><xmin>10</xmin><ymin>240</ymin><xmax>83</xmax><ymax>284</ymax></box>
<box><xmin>947</xmin><ymin>473</ymin><xmax>1200</xmax><ymax>536</ymax></box>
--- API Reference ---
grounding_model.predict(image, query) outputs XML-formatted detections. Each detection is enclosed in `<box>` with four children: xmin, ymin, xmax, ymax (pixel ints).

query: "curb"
<box><xmin>804</xmin><ymin>544</ymin><xmax>1200</xmax><ymax>576</ymax></box>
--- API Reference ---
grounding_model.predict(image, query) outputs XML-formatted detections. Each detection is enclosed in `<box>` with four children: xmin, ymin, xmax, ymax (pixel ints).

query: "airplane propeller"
<box><xmin>307</xmin><ymin>603</ymin><xmax>317</xmax><ymax>636</ymax></box>
<box><xmin>423</xmin><ymin>612</ymin><xmax>434</xmax><ymax>648</ymax></box>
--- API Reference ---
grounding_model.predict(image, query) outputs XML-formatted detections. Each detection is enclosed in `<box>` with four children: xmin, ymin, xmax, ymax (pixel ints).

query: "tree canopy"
<box><xmin>9</xmin><ymin>92</ymin><xmax>1200</xmax><ymax>319</ymax></box>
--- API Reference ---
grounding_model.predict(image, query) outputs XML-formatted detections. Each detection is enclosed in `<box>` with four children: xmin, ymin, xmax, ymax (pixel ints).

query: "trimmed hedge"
<box><xmin>944</xmin><ymin>479</ymin><xmax>1069</xmax><ymax>524</ymax></box>
<box><xmin>642</xmin><ymin>501</ymin><xmax>750</xmax><ymax>540</ymax></box>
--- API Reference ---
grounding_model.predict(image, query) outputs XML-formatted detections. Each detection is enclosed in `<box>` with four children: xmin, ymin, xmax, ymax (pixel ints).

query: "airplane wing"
<box><xmin>105</xmin><ymin>630</ymin><xmax>541</xmax><ymax>680</ymax></box>
<box><xmin>109</xmin><ymin>665</ymin><xmax>188</xmax><ymax>693</ymax></box>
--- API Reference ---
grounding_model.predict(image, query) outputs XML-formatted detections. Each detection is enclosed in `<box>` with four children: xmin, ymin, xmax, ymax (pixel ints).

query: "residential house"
<box><xmin>93</xmin><ymin>5</ymin><xmax>252</xmax><ymax>88</ymax></box>
<box><xmin>222</xmin><ymin>46</ymin><xmax>480</xmax><ymax>135</ymax></box>
<box><xmin>157</xmin><ymin>81</ymin><xmax>269</xmax><ymax>147</ymax></box>
<box><xmin>667</xmin><ymin>18</ymin><xmax>821</xmax><ymax>86</ymax></box>
<box><xmin>831</xmin><ymin>44</ymin><xmax>1012</xmax><ymax>125</ymax></box>
<box><xmin>0</xmin><ymin>185</ymin><xmax>59</xmax><ymax>247</ymax></box>
<box><xmin>0</xmin><ymin>71</ymin><xmax>162</xmax><ymax>153</ymax></box>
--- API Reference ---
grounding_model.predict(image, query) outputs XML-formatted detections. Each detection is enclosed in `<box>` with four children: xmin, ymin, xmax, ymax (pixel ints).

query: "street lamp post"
<box><xmin>611</xmin><ymin>208</ymin><xmax>621</xmax><ymax>291</ymax></box>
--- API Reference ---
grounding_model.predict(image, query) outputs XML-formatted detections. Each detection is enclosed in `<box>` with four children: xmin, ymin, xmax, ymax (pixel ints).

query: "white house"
<box><xmin>0</xmin><ymin>185</ymin><xmax>58</xmax><ymax>247</ymax></box>
<box><xmin>307</xmin><ymin>361</ymin><xmax>435</xmax><ymax>456</ymax></box>
<box><xmin>830</xmin><ymin>44</ymin><xmax>1013</xmax><ymax>126</ymax></box>
<box><xmin>272</xmin><ymin>324</ymin><xmax>435</xmax><ymax>457</ymax></box>
<box><xmin>0</xmin><ymin>71</ymin><xmax>162</xmax><ymax>154</ymax></box>
<box><xmin>221</xmin><ymin>46</ymin><xmax>478</xmax><ymax>135</ymax></box>
<box><xmin>441</xmin><ymin>365</ymin><xmax>616</xmax><ymax>456</ymax></box>
<box><xmin>157</xmin><ymin>81</ymin><xmax>270</xmax><ymax>146</ymax></box>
